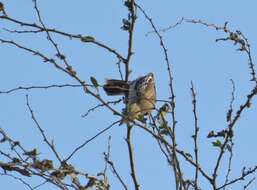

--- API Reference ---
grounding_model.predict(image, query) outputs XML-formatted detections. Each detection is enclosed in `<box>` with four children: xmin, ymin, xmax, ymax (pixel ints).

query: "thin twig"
<box><xmin>217</xmin><ymin>166</ymin><xmax>257</xmax><ymax>190</ymax></box>
<box><xmin>64</xmin><ymin>120</ymin><xmax>120</xmax><ymax>162</ymax></box>
<box><xmin>26</xmin><ymin>95</ymin><xmax>62</xmax><ymax>163</ymax></box>
<box><xmin>107</xmin><ymin>159</ymin><xmax>128</xmax><ymax>190</ymax></box>
<box><xmin>243</xmin><ymin>177</ymin><xmax>256</xmax><ymax>190</ymax></box>
<box><xmin>126</xmin><ymin>125</ymin><xmax>140</xmax><ymax>190</ymax></box>
<box><xmin>223</xmin><ymin>79</ymin><xmax>236</xmax><ymax>190</ymax></box>
<box><xmin>82</xmin><ymin>99</ymin><xmax>122</xmax><ymax>118</ymax></box>
<box><xmin>190</xmin><ymin>81</ymin><xmax>200</xmax><ymax>190</ymax></box>
<box><xmin>33</xmin><ymin>0</ymin><xmax>70</xmax><ymax>68</ymax></box>
<box><xmin>222</xmin><ymin>139</ymin><xmax>234</xmax><ymax>190</ymax></box>
<box><xmin>123</xmin><ymin>2</ymin><xmax>140</xmax><ymax>189</ymax></box>
<box><xmin>103</xmin><ymin>136</ymin><xmax>111</xmax><ymax>183</ymax></box>
<box><xmin>0</xmin><ymin>38</ymin><xmax>68</xmax><ymax>74</ymax></box>
<box><xmin>124</xmin><ymin>0</ymin><xmax>136</xmax><ymax>81</ymax></box>
<box><xmin>104</xmin><ymin>137</ymin><xmax>128</xmax><ymax>190</ymax></box>
<box><xmin>0</xmin><ymin>38</ymin><xmax>123</xmax><ymax>120</ymax></box>
<box><xmin>135</xmin><ymin>4</ymin><xmax>184</xmax><ymax>189</ymax></box>
<box><xmin>0</xmin><ymin>84</ymin><xmax>86</xmax><ymax>94</ymax></box>
<box><xmin>131</xmin><ymin>122</ymin><xmax>213</xmax><ymax>183</ymax></box>
<box><xmin>0</xmin><ymin>15</ymin><xmax>126</xmax><ymax>62</ymax></box>
<box><xmin>213</xmin><ymin>85</ymin><xmax>257</xmax><ymax>188</ymax></box>
<box><xmin>146</xmin><ymin>17</ymin><xmax>185</xmax><ymax>36</ymax></box>
<box><xmin>0</xmin><ymin>172</ymin><xmax>33</xmax><ymax>190</ymax></box>
<box><xmin>32</xmin><ymin>180</ymin><xmax>48</xmax><ymax>190</ymax></box>
<box><xmin>116</xmin><ymin>59</ymin><xmax>124</xmax><ymax>80</ymax></box>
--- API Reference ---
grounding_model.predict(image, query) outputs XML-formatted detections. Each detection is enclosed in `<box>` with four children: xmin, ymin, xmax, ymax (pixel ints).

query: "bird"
<box><xmin>103</xmin><ymin>73</ymin><xmax>156</xmax><ymax>124</ymax></box>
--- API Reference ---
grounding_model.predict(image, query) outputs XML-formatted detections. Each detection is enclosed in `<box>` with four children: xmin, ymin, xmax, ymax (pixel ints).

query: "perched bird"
<box><xmin>103</xmin><ymin>73</ymin><xmax>156</xmax><ymax>123</ymax></box>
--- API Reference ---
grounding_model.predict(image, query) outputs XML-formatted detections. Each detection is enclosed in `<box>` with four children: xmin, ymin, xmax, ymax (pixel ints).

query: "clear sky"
<box><xmin>0</xmin><ymin>0</ymin><xmax>257</xmax><ymax>189</ymax></box>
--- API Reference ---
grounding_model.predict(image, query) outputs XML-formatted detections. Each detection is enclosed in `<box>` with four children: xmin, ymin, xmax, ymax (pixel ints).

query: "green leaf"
<box><xmin>159</xmin><ymin>123</ymin><xmax>167</xmax><ymax>129</ymax></box>
<box><xmin>90</xmin><ymin>76</ymin><xmax>99</xmax><ymax>88</ymax></box>
<box><xmin>212</xmin><ymin>140</ymin><xmax>222</xmax><ymax>148</ymax></box>
<box><xmin>137</xmin><ymin>114</ymin><xmax>146</xmax><ymax>123</ymax></box>
<box><xmin>81</xmin><ymin>36</ymin><xmax>95</xmax><ymax>42</ymax></box>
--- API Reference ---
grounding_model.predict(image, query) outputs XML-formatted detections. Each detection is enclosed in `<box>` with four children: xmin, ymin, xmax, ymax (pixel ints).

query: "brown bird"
<box><xmin>104</xmin><ymin>73</ymin><xmax>156</xmax><ymax>123</ymax></box>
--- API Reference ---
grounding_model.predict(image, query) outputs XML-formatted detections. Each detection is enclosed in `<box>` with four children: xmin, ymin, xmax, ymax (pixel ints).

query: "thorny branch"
<box><xmin>243</xmin><ymin>177</ymin><xmax>256</xmax><ymax>190</ymax></box>
<box><xmin>190</xmin><ymin>82</ymin><xmax>200</xmax><ymax>190</ymax></box>
<box><xmin>0</xmin><ymin>1</ymin><xmax>257</xmax><ymax>190</ymax></box>
<box><xmin>0</xmin><ymin>84</ymin><xmax>85</xmax><ymax>94</ymax></box>
<box><xmin>103</xmin><ymin>137</ymin><xmax>128</xmax><ymax>190</ymax></box>
<box><xmin>0</xmin><ymin>29</ymin><xmax>123</xmax><ymax>120</ymax></box>
<box><xmin>26</xmin><ymin>94</ymin><xmax>62</xmax><ymax>163</ymax></box>
<box><xmin>0</xmin><ymin>127</ymin><xmax>112</xmax><ymax>190</ymax></box>
<box><xmin>0</xmin><ymin>172</ymin><xmax>33</xmax><ymax>190</ymax></box>
<box><xmin>158</xmin><ymin>18</ymin><xmax>257</xmax><ymax>83</ymax></box>
<box><xmin>217</xmin><ymin>166</ymin><xmax>257</xmax><ymax>190</ymax></box>
<box><xmin>122</xmin><ymin>1</ymin><xmax>141</xmax><ymax>190</ymax></box>
<box><xmin>135</xmin><ymin>4</ymin><xmax>184</xmax><ymax>190</ymax></box>
<box><xmin>0</xmin><ymin>16</ymin><xmax>126</xmax><ymax>63</ymax></box>
<box><xmin>222</xmin><ymin>80</ymin><xmax>236</xmax><ymax>190</ymax></box>
<box><xmin>82</xmin><ymin>99</ymin><xmax>122</xmax><ymax>118</ymax></box>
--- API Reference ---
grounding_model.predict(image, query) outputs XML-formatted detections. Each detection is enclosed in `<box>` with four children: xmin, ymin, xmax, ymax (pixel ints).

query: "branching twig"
<box><xmin>0</xmin><ymin>84</ymin><xmax>85</xmax><ymax>94</ymax></box>
<box><xmin>0</xmin><ymin>38</ymin><xmax>123</xmax><ymax>120</ymax></box>
<box><xmin>0</xmin><ymin>38</ymin><xmax>68</xmax><ymax>74</ymax></box>
<box><xmin>243</xmin><ymin>177</ymin><xmax>256</xmax><ymax>190</ymax></box>
<box><xmin>33</xmin><ymin>0</ymin><xmax>70</xmax><ymax>68</ymax></box>
<box><xmin>160</xmin><ymin>18</ymin><xmax>257</xmax><ymax>83</ymax></box>
<box><xmin>135</xmin><ymin>4</ymin><xmax>184</xmax><ymax>189</ymax></box>
<box><xmin>217</xmin><ymin>166</ymin><xmax>257</xmax><ymax>190</ymax></box>
<box><xmin>103</xmin><ymin>137</ymin><xmax>128</xmax><ymax>190</ymax></box>
<box><xmin>124</xmin><ymin>0</ymin><xmax>136</xmax><ymax>81</ymax></box>
<box><xmin>82</xmin><ymin>99</ymin><xmax>122</xmax><ymax>118</ymax></box>
<box><xmin>0</xmin><ymin>172</ymin><xmax>33</xmax><ymax>190</ymax></box>
<box><xmin>190</xmin><ymin>81</ymin><xmax>200</xmax><ymax>190</ymax></box>
<box><xmin>64</xmin><ymin>120</ymin><xmax>120</xmax><ymax>162</ymax></box>
<box><xmin>0</xmin><ymin>15</ymin><xmax>126</xmax><ymax>62</ymax></box>
<box><xmin>223</xmin><ymin>79</ymin><xmax>236</xmax><ymax>190</ymax></box>
<box><xmin>26</xmin><ymin>95</ymin><xmax>62</xmax><ymax>163</ymax></box>
<box><xmin>213</xmin><ymin>85</ymin><xmax>257</xmax><ymax>188</ymax></box>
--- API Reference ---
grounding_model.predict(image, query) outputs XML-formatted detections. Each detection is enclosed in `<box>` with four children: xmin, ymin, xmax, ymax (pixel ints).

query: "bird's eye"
<box><xmin>147</xmin><ymin>77</ymin><xmax>153</xmax><ymax>83</ymax></box>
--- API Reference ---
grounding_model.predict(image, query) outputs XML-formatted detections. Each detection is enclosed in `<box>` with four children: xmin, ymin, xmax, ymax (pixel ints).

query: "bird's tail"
<box><xmin>103</xmin><ymin>79</ymin><xmax>129</xmax><ymax>96</ymax></box>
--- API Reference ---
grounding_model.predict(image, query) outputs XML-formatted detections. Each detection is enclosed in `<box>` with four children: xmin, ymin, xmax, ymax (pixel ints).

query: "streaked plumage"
<box><xmin>103</xmin><ymin>73</ymin><xmax>156</xmax><ymax>123</ymax></box>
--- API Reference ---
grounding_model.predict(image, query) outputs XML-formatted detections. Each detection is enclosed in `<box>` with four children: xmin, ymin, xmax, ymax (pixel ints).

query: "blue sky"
<box><xmin>0</xmin><ymin>0</ymin><xmax>257</xmax><ymax>189</ymax></box>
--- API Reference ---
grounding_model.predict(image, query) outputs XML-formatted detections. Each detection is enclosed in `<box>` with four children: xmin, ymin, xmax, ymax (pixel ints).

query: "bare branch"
<box><xmin>103</xmin><ymin>136</ymin><xmax>128</xmax><ymax>190</ymax></box>
<box><xmin>135</xmin><ymin>4</ymin><xmax>185</xmax><ymax>189</ymax></box>
<box><xmin>126</xmin><ymin>125</ymin><xmax>140</xmax><ymax>190</ymax></box>
<box><xmin>124</xmin><ymin>0</ymin><xmax>136</xmax><ymax>81</ymax></box>
<box><xmin>217</xmin><ymin>166</ymin><xmax>257</xmax><ymax>190</ymax></box>
<box><xmin>82</xmin><ymin>99</ymin><xmax>122</xmax><ymax>118</ymax></box>
<box><xmin>64</xmin><ymin>120</ymin><xmax>120</xmax><ymax>162</ymax></box>
<box><xmin>0</xmin><ymin>15</ymin><xmax>126</xmax><ymax>62</ymax></box>
<box><xmin>0</xmin><ymin>84</ymin><xmax>86</xmax><ymax>94</ymax></box>
<box><xmin>0</xmin><ymin>172</ymin><xmax>33</xmax><ymax>190</ymax></box>
<box><xmin>0</xmin><ymin>38</ymin><xmax>68</xmax><ymax>74</ymax></box>
<box><xmin>190</xmin><ymin>81</ymin><xmax>200</xmax><ymax>190</ymax></box>
<box><xmin>33</xmin><ymin>0</ymin><xmax>70</xmax><ymax>68</ymax></box>
<box><xmin>26</xmin><ymin>95</ymin><xmax>62</xmax><ymax>163</ymax></box>
<box><xmin>243</xmin><ymin>177</ymin><xmax>256</xmax><ymax>190</ymax></box>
